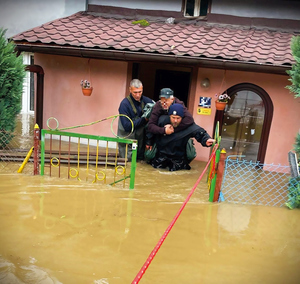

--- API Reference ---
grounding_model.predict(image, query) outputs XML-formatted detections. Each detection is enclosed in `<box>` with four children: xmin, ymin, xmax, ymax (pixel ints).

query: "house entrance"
<box><xmin>133</xmin><ymin>63</ymin><xmax>191</xmax><ymax>106</ymax></box>
<box><xmin>153</xmin><ymin>69</ymin><xmax>190</xmax><ymax>105</ymax></box>
<box><xmin>216</xmin><ymin>83</ymin><xmax>273</xmax><ymax>164</ymax></box>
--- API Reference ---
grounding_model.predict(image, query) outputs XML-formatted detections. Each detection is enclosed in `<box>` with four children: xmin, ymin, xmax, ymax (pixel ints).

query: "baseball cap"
<box><xmin>160</xmin><ymin>88</ymin><xmax>174</xmax><ymax>98</ymax></box>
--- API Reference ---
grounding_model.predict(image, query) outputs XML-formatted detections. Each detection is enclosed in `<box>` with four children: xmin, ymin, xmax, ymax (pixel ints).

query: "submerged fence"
<box><xmin>0</xmin><ymin>114</ymin><xmax>138</xmax><ymax>189</ymax></box>
<box><xmin>220</xmin><ymin>156</ymin><xmax>298</xmax><ymax>207</ymax></box>
<box><xmin>0</xmin><ymin>114</ymin><xmax>35</xmax><ymax>174</ymax></box>
<box><xmin>40</xmin><ymin>129</ymin><xmax>137</xmax><ymax>189</ymax></box>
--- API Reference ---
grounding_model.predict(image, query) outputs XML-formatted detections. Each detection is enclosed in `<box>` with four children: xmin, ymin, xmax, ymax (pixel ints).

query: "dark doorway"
<box><xmin>131</xmin><ymin>63</ymin><xmax>192</xmax><ymax>106</ymax></box>
<box><xmin>153</xmin><ymin>69</ymin><xmax>191</xmax><ymax>105</ymax></box>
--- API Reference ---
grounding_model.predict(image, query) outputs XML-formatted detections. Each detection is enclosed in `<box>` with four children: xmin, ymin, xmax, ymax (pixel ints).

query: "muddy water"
<box><xmin>0</xmin><ymin>161</ymin><xmax>300</xmax><ymax>284</ymax></box>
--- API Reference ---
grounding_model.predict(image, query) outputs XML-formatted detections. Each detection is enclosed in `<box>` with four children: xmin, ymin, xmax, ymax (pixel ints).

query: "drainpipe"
<box><xmin>25</xmin><ymin>65</ymin><xmax>44</xmax><ymax>134</ymax></box>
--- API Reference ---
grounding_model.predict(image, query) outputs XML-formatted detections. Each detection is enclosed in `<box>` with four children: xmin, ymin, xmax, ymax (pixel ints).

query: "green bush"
<box><xmin>0</xmin><ymin>28</ymin><xmax>26</xmax><ymax>148</ymax></box>
<box><xmin>287</xmin><ymin>36</ymin><xmax>300</xmax><ymax>166</ymax></box>
<box><xmin>287</xmin><ymin>36</ymin><xmax>300</xmax><ymax>98</ymax></box>
<box><xmin>286</xmin><ymin>176</ymin><xmax>300</xmax><ymax>210</ymax></box>
<box><xmin>295</xmin><ymin>133</ymin><xmax>300</xmax><ymax>158</ymax></box>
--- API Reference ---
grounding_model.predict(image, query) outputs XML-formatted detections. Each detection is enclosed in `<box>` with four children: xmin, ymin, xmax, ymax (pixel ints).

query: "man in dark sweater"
<box><xmin>118</xmin><ymin>79</ymin><xmax>153</xmax><ymax>161</ymax></box>
<box><xmin>149</xmin><ymin>104</ymin><xmax>215</xmax><ymax>171</ymax></box>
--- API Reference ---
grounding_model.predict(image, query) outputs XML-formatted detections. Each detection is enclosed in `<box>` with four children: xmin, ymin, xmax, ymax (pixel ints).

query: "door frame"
<box><xmin>214</xmin><ymin>83</ymin><xmax>273</xmax><ymax>164</ymax></box>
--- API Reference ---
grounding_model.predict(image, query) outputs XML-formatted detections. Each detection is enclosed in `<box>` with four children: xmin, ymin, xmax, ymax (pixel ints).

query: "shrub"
<box><xmin>287</xmin><ymin>35</ymin><xmax>300</xmax><ymax>164</ymax></box>
<box><xmin>0</xmin><ymin>28</ymin><xmax>26</xmax><ymax>148</ymax></box>
<box><xmin>287</xmin><ymin>36</ymin><xmax>300</xmax><ymax>98</ymax></box>
<box><xmin>295</xmin><ymin>133</ymin><xmax>300</xmax><ymax>158</ymax></box>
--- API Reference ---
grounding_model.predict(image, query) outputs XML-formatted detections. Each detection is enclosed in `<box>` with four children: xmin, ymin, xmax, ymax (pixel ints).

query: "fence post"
<box><xmin>129</xmin><ymin>141</ymin><xmax>138</xmax><ymax>190</ymax></box>
<box><xmin>33</xmin><ymin>124</ymin><xmax>40</xmax><ymax>175</ymax></box>
<box><xmin>209</xmin><ymin>148</ymin><xmax>220</xmax><ymax>202</ymax></box>
<box><xmin>213</xmin><ymin>148</ymin><xmax>226</xmax><ymax>202</ymax></box>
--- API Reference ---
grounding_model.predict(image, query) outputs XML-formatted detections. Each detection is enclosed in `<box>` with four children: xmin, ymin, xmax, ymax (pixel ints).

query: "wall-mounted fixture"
<box><xmin>200</xmin><ymin>78</ymin><xmax>210</xmax><ymax>89</ymax></box>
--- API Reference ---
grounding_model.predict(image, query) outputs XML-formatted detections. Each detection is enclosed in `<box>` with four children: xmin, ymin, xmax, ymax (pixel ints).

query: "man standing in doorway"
<box><xmin>118</xmin><ymin>79</ymin><xmax>153</xmax><ymax>161</ymax></box>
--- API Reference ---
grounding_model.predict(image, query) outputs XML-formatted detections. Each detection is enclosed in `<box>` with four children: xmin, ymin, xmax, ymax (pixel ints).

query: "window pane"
<box><xmin>220</xmin><ymin>90</ymin><xmax>265</xmax><ymax>162</ymax></box>
<box><xmin>186</xmin><ymin>0</ymin><xmax>196</xmax><ymax>16</ymax></box>
<box><xmin>200</xmin><ymin>0</ymin><xmax>208</xmax><ymax>16</ymax></box>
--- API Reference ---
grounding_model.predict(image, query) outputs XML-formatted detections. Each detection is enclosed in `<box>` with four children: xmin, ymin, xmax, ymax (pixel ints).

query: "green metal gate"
<box><xmin>40</xmin><ymin>129</ymin><xmax>137</xmax><ymax>189</ymax></box>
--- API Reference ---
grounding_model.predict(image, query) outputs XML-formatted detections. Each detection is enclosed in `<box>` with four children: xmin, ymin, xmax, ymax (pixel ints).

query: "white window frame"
<box><xmin>21</xmin><ymin>52</ymin><xmax>34</xmax><ymax>114</ymax></box>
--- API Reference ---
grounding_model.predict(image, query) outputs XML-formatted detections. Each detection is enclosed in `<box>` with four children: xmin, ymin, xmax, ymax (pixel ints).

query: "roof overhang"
<box><xmin>15</xmin><ymin>42</ymin><xmax>291</xmax><ymax>75</ymax></box>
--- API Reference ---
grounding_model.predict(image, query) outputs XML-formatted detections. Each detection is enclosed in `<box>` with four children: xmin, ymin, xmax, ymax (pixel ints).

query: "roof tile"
<box><xmin>11</xmin><ymin>11</ymin><xmax>298</xmax><ymax>66</ymax></box>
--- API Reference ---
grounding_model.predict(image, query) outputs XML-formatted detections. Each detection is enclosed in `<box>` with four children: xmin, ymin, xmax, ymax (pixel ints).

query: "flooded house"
<box><xmin>10</xmin><ymin>0</ymin><xmax>300</xmax><ymax>165</ymax></box>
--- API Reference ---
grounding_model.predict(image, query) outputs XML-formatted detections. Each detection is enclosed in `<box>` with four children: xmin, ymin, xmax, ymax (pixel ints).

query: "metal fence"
<box><xmin>220</xmin><ymin>156</ymin><xmax>298</xmax><ymax>207</ymax></box>
<box><xmin>40</xmin><ymin>129</ymin><xmax>137</xmax><ymax>189</ymax></box>
<box><xmin>0</xmin><ymin>114</ymin><xmax>35</xmax><ymax>175</ymax></box>
<box><xmin>1</xmin><ymin>114</ymin><xmax>138</xmax><ymax>189</ymax></box>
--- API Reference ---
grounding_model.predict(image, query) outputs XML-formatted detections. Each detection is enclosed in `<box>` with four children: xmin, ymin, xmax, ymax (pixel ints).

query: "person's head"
<box><xmin>159</xmin><ymin>88</ymin><xmax>174</xmax><ymax>110</ymax></box>
<box><xmin>129</xmin><ymin>79</ymin><xmax>143</xmax><ymax>102</ymax></box>
<box><xmin>168</xmin><ymin>103</ymin><xmax>184</xmax><ymax>128</ymax></box>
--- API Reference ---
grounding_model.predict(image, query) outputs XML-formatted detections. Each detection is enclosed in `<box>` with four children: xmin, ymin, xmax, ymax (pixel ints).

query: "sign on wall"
<box><xmin>197</xmin><ymin>96</ymin><xmax>212</xmax><ymax>115</ymax></box>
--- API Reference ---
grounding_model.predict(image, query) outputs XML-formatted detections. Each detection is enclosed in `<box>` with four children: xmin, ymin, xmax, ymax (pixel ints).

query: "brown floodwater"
<box><xmin>0</xmin><ymin>160</ymin><xmax>300</xmax><ymax>284</ymax></box>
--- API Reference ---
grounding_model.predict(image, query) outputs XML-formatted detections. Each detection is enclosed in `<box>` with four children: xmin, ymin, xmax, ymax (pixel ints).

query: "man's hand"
<box><xmin>145</xmin><ymin>145</ymin><xmax>152</xmax><ymax>151</ymax></box>
<box><xmin>164</xmin><ymin>124</ymin><xmax>174</xmax><ymax>135</ymax></box>
<box><xmin>206</xmin><ymin>138</ymin><xmax>215</xmax><ymax>147</ymax></box>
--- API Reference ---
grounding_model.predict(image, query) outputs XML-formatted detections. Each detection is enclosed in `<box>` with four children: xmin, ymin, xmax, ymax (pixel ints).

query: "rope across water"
<box><xmin>132</xmin><ymin>144</ymin><xmax>219</xmax><ymax>283</ymax></box>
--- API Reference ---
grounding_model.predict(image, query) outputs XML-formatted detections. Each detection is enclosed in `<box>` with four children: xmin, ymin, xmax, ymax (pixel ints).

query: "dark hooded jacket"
<box><xmin>117</xmin><ymin>93</ymin><xmax>153</xmax><ymax>160</ymax></box>
<box><xmin>155</xmin><ymin>116</ymin><xmax>211</xmax><ymax>160</ymax></box>
<box><xmin>118</xmin><ymin>94</ymin><xmax>153</xmax><ymax>132</ymax></box>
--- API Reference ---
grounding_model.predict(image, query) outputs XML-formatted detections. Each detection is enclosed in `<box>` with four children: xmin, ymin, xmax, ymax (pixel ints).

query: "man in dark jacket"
<box><xmin>147</xmin><ymin>88</ymin><xmax>194</xmax><ymax>137</ymax></box>
<box><xmin>150</xmin><ymin>104</ymin><xmax>215</xmax><ymax>171</ymax></box>
<box><xmin>118</xmin><ymin>79</ymin><xmax>153</xmax><ymax>161</ymax></box>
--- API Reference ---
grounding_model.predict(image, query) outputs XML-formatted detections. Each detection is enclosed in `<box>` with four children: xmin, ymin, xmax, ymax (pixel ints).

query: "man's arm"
<box><xmin>147</xmin><ymin>102</ymin><xmax>166</xmax><ymax>135</ymax></box>
<box><xmin>193</xmin><ymin>126</ymin><xmax>214</xmax><ymax>147</ymax></box>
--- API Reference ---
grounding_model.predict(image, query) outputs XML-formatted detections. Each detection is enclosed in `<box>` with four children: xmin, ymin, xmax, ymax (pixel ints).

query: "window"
<box><xmin>184</xmin><ymin>0</ymin><xmax>209</xmax><ymax>17</ymax></box>
<box><xmin>21</xmin><ymin>53</ymin><xmax>34</xmax><ymax>113</ymax></box>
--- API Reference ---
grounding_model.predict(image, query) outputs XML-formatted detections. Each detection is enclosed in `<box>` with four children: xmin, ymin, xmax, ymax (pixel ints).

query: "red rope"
<box><xmin>132</xmin><ymin>144</ymin><xmax>219</xmax><ymax>284</ymax></box>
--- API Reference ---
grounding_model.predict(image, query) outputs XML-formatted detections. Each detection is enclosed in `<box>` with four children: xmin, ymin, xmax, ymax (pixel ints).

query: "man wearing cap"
<box><xmin>118</xmin><ymin>79</ymin><xmax>153</xmax><ymax>161</ymax></box>
<box><xmin>149</xmin><ymin>103</ymin><xmax>215</xmax><ymax>171</ymax></box>
<box><xmin>147</xmin><ymin>88</ymin><xmax>194</xmax><ymax>138</ymax></box>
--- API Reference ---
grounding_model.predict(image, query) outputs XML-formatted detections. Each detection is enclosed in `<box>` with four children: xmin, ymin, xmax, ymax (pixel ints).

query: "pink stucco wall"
<box><xmin>193</xmin><ymin>68</ymin><xmax>300</xmax><ymax>165</ymax></box>
<box><xmin>34</xmin><ymin>54</ymin><xmax>128</xmax><ymax>137</ymax></box>
<box><xmin>34</xmin><ymin>53</ymin><xmax>300</xmax><ymax>166</ymax></box>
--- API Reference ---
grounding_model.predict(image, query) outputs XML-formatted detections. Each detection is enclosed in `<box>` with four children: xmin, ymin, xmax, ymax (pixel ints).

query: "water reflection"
<box><xmin>217</xmin><ymin>203</ymin><xmax>251</xmax><ymax>235</ymax></box>
<box><xmin>12</xmin><ymin>113</ymin><xmax>35</xmax><ymax>149</ymax></box>
<box><xmin>0</xmin><ymin>161</ymin><xmax>300</xmax><ymax>283</ymax></box>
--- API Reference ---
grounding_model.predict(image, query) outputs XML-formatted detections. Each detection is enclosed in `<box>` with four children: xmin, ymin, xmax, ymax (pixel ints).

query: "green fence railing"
<box><xmin>40</xmin><ymin>129</ymin><xmax>137</xmax><ymax>189</ymax></box>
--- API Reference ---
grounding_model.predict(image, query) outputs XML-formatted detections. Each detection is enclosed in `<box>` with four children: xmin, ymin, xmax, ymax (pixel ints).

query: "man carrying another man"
<box><xmin>148</xmin><ymin>103</ymin><xmax>215</xmax><ymax>171</ymax></box>
<box><xmin>147</xmin><ymin>88</ymin><xmax>194</xmax><ymax>138</ymax></box>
